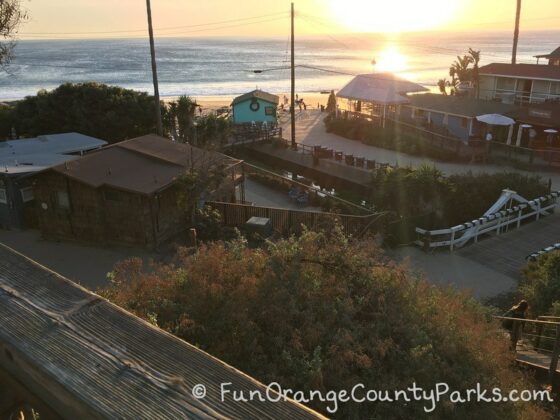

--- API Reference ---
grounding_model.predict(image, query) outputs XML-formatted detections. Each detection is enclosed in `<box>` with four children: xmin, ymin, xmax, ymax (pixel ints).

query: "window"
<box><xmin>104</xmin><ymin>189</ymin><xmax>121</xmax><ymax>202</ymax></box>
<box><xmin>0</xmin><ymin>188</ymin><xmax>6</xmax><ymax>204</ymax></box>
<box><xmin>496</xmin><ymin>77</ymin><xmax>516</xmax><ymax>91</ymax></box>
<box><xmin>56</xmin><ymin>190</ymin><xmax>70</xmax><ymax>209</ymax></box>
<box><xmin>265</xmin><ymin>106</ymin><xmax>276</xmax><ymax>116</ymax></box>
<box><xmin>20</xmin><ymin>187</ymin><xmax>34</xmax><ymax>203</ymax></box>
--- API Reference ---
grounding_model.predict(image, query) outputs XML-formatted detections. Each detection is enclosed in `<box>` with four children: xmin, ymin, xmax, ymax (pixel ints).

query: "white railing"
<box><xmin>415</xmin><ymin>191</ymin><xmax>560</xmax><ymax>251</ymax></box>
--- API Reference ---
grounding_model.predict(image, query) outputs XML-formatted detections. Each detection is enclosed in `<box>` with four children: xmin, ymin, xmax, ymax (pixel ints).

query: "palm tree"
<box><xmin>468</xmin><ymin>48</ymin><xmax>481</xmax><ymax>98</ymax></box>
<box><xmin>176</xmin><ymin>96</ymin><xmax>197</xmax><ymax>143</ymax></box>
<box><xmin>437</xmin><ymin>79</ymin><xmax>448</xmax><ymax>95</ymax></box>
<box><xmin>441</xmin><ymin>51</ymin><xmax>481</xmax><ymax>96</ymax></box>
<box><xmin>450</xmin><ymin>55</ymin><xmax>473</xmax><ymax>83</ymax></box>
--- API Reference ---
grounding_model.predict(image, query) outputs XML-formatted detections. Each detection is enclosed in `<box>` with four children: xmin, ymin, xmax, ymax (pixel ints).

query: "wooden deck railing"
<box><xmin>387</xmin><ymin>118</ymin><xmax>475</xmax><ymax>157</ymax></box>
<box><xmin>489</xmin><ymin>142</ymin><xmax>560</xmax><ymax>170</ymax></box>
<box><xmin>415</xmin><ymin>191</ymin><xmax>560</xmax><ymax>251</ymax></box>
<box><xmin>270</xmin><ymin>137</ymin><xmax>398</xmax><ymax>172</ymax></box>
<box><xmin>208</xmin><ymin>201</ymin><xmax>384</xmax><ymax>237</ymax></box>
<box><xmin>494</xmin><ymin>316</ymin><xmax>560</xmax><ymax>382</ymax></box>
<box><xmin>0</xmin><ymin>243</ymin><xmax>324</xmax><ymax>420</ymax></box>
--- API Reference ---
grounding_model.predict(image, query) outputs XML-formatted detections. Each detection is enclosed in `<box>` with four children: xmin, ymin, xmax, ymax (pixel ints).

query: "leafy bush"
<box><xmin>445</xmin><ymin>172</ymin><xmax>548</xmax><ymax>227</ymax></box>
<box><xmin>0</xmin><ymin>82</ymin><xmax>157</xmax><ymax>142</ymax></box>
<box><xmin>194</xmin><ymin>206</ymin><xmax>239</xmax><ymax>242</ymax></box>
<box><xmin>101</xmin><ymin>228</ymin><xmax>545</xmax><ymax>419</ymax></box>
<box><xmin>520</xmin><ymin>251</ymin><xmax>560</xmax><ymax>317</ymax></box>
<box><xmin>369</xmin><ymin>166</ymin><xmax>547</xmax><ymax>231</ymax></box>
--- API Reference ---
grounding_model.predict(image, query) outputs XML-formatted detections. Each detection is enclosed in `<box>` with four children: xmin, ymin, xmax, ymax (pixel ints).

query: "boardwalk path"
<box><xmin>458</xmin><ymin>212</ymin><xmax>560</xmax><ymax>280</ymax></box>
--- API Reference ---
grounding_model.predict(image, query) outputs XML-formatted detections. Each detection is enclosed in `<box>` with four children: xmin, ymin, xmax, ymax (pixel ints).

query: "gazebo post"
<box><xmin>516</xmin><ymin>124</ymin><xmax>532</xmax><ymax>147</ymax></box>
<box><xmin>382</xmin><ymin>105</ymin><xmax>387</xmax><ymax>128</ymax></box>
<box><xmin>506</xmin><ymin>124</ymin><xmax>514</xmax><ymax>145</ymax></box>
<box><xmin>516</xmin><ymin>125</ymin><xmax>523</xmax><ymax>147</ymax></box>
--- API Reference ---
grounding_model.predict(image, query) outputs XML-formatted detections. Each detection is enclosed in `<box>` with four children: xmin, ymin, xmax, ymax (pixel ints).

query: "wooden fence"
<box><xmin>208</xmin><ymin>201</ymin><xmax>384</xmax><ymax>236</ymax></box>
<box><xmin>416</xmin><ymin>191</ymin><xmax>560</xmax><ymax>251</ymax></box>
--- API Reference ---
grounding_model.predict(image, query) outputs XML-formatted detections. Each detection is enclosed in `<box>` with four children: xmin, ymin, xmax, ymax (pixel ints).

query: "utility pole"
<box><xmin>511</xmin><ymin>0</ymin><xmax>522</xmax><ymax>64</ymax></box>
<box><xmin>146</xmin><ymin>0</ymin><xmax>163</xmax><ymax>136</ymax></box>
<box><xmin>290</xmin><ymin>2</ymin><xmax>296</xmax><ymax>149</ymax></box>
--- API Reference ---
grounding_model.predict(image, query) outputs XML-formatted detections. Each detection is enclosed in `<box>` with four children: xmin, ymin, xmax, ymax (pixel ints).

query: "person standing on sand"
<box><xmin>501</xmin><ymin>300</ymin><xmax>528</xmax><ymax>350</ymax></box>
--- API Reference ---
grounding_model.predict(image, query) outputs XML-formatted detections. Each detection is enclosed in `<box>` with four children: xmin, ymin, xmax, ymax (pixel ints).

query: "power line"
<box><xmin>250</xmin><ymin>64</ymin><xmax>439</xmax><ymax>87</ymax></box>
<box><xmin>19</xmin><ymin>16</ymin><xmax>289</xmax><ymax>40</ymax></box>
<box><xmin>20</xmin><ymin>12</ymin><xmax>289</xmax><ymax>36</ymax></box>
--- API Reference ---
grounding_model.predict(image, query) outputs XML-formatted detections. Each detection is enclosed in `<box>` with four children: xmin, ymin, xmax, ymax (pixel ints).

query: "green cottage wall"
<box><xmin>232</xmin><ymin>98</ymin><xmax>277</xmax><ymax>124</ymax></box>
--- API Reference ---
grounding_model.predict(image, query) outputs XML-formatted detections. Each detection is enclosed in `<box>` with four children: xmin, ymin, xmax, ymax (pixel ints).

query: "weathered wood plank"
<box><xmin>0</xmin><ymin>243</ymin><xmax>324</xmax><ymax>419</ymax></box>
<box><xmin>459</xmin><ymin>213</ymin><xmax>560</xmax><ymax>280</ymax></box>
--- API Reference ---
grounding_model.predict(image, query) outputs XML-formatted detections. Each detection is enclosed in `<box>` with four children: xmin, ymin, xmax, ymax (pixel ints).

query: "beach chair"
<box><xmin>297</xmin><ymin>192</ymin><xmax>309</xmax><ymax>206</ymax></box>
<box><xmin>288</xmin><ymin>186</ymin><xmax>299</xmax><ymax>200</ymax></box>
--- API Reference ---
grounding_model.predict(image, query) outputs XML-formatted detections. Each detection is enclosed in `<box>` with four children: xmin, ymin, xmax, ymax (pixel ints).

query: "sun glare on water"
<box><xmin>375</xmin><ymin>46</ymin><xmax>408</xmax><ymax>73</ymax></box>
<box><xmin>329</xmin><ymin>0</ymin><xmax>459</xmax><ymax>33</ymax></box>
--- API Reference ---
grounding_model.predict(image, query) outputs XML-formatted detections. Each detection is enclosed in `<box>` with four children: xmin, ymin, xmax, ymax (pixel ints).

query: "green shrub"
<box><xmin>194</xmin><ymin>206</ymin><xmax>239</xmax><ymax>242</ymax></box>
<box><xmin>520</xmin><ymin>251</ymin><xmax>560</xmax><ymax>317</ymax></box>
<box><xmin>2</xmin><ymin>82</ymin><xmax>158</xmax><ymax>142</ymax></box>
<box><xmin>369</xmin><ymin>166</ymin><xmax>547</xmax><ymax>231</ymax></box>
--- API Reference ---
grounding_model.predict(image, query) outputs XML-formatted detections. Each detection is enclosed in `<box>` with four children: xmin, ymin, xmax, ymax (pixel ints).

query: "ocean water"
<box><xmin>0</xmin><ymin>31</ymin><xmax>558</xmax><ymax>100</ymax></box>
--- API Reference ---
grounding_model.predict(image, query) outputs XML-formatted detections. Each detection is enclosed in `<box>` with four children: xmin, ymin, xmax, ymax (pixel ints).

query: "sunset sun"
<box><xmin>329</xmin><ymin>0</ymin><xmax>460</xmax><ymax>32</ymax></box>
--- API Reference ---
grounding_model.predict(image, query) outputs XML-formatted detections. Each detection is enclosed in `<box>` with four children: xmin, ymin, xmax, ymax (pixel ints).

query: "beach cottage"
<box><xmin>0</xmin><ymin>133</ymin><xmax>106</xmax><ymax>229</ymax></box>
<box><xmin>33</xmin><ymin>135</ymin><xmax>243</xmax><ymax>248</ymax></box>
<box><xmin>231</xmin><ymin>90</ymin><xmax>279</xmax><ymax>125</ymax></box>
<box><xmin>478</xmin><ymin>46</ymin><xmax>560</xmax><ymax>105</ymax></box>
<box><xmin>398</xmin><ymin>94</ymin><xmax>520</xmax><ymax>143</ymax></box>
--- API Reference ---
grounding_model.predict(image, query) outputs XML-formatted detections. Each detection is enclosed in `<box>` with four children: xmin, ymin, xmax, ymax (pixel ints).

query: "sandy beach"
<box><xmin>168</xmin><ymin>91</ymin><xmax>332</xmax><ymax>113</ymax></box>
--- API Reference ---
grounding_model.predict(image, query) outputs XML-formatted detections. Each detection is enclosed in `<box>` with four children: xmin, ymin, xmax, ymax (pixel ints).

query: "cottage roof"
<box><xmin>479</xmin><ymin>63</ymin><xmax>560</xmax><ymax>81</ymax></box>
<box><xmin>506</xmin><ymin>102</ymin><xmax>560</xmax><ymax>128</ymax></box>
<box><xmin>0</xmin><ymin>242</ymin><xmax>324</xmax><ymax>419</ymax></box>
<box><xmin>406</xmin><ymin>93</ymin><xmax>520</xmax><ymax>118</ymax></box>
<box><xmin>535</xmin><ymin>46</ymin><xmax>560</xmax><ymax>59</ymax></box>
<box><xmin>336</xmin><ymin>73</ymin><xmax>428</xmax><ymax>105</ymax></box>
<box><xmin>231</xmin><ymin>89</ymin><xmax>280</xmax><ymax>106</ymax></box>
<box><xmin>0</xmin><ymin>133</ymin><xmax>107</xmax><ymax>174</ymax></box>
<box><xmin>51</xmin><ymin>135</ymin><xmax>241</xmax><ymax>195</ymax></box>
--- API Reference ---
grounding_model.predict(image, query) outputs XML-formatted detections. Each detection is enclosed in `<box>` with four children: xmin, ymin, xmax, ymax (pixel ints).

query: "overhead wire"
<box><xmin>19</xmin><ymin>16</ymin><xmax>289</xmax><ymax>40</ymax></box>
<box><xmin>20</xmin><ymin>12</ymin><xmax>289</xmax><ymax>36</ymax></box>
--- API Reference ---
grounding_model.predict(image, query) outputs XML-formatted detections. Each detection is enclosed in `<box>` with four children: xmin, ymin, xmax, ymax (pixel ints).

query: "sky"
<box><xmin>16</xmin><ymin>0</ymin><xmax>560</xmax><ymax>39</ymax></box>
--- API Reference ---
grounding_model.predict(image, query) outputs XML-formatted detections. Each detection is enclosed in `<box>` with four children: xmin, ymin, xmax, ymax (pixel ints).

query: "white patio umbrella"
<box><xmin>544</xmin><ymin>128</ymin><xmax>559</xmax><ymax>145</ymax></box>
<box><xmin>476</xmin><ymin>114</ymin><xmax>515</xmax><ymax>126</ymax></box>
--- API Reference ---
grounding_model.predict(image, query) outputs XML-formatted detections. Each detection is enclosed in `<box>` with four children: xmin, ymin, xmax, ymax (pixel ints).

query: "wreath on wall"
<box><xmin>250</xmin><ymin>98</ymin><xmax>260</xmax><ymax>112</ymax></box>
